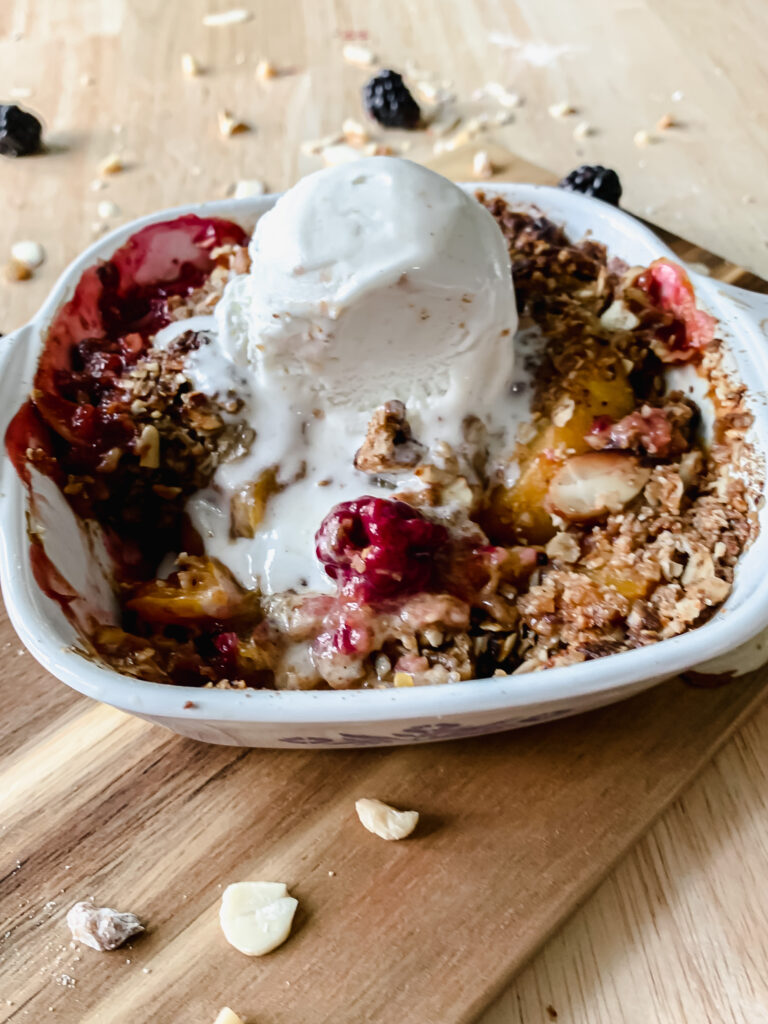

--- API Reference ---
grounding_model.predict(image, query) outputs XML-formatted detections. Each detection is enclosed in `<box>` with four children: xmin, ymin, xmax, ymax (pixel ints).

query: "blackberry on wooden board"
<box><xmin>0</xmin><ymin>104</ymin><xmax>43</xmax><ymax>157</ymax></box>
<box><xmin>558</xmin><ymin>164</ymin><xmax>622</xmax><ymax>206</ymax></box>
<box><xmin>362</xmin><ymin>70</ymin><xmax>421</xmax><ymax>130</ymax></box>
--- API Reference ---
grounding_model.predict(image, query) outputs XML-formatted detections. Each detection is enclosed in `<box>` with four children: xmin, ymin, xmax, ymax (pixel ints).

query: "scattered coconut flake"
<box><xmin>548</xmin><ymin>101</ymin><xmax>574</xmax><ymax>118</ymax></box>
<box><xmin>633</xmin><ymin>129</ymin><xmax>652</xmax><ymax>147</ymax></box>
<box><xmin>656</xmin><ymin>112</ymin><xmax>675</xmax><ymax>130</ymax></box>
<box><xmin>355</xmin><ymin>798</ymin><xmax>419</xmax><ymax>840</ymax></box>
<box><xmin>256</xmin><ymin>58</ymin><xmax>277</xmax><ymax>81</ymax></box>
<box><xmin>478</xmin><ymin>82</ymin><xmax>521</xmax><ymax>108</ymax></box>
<box><xmin>4</xmin><ymin>258</ymin><xmax>31</xmax><ymax>282</ymax></box>
<box><xmin>98</xmin><ymin>153</ymin><xmax>123</xmax><ymax>176</ymax></box>
<box><xmin>472</xmin><ymin>150</ymin><xmax>494</xmax><ymax>179</ymax></box>
<box><xmin>342</xmin><ymin>117</ymin><xmax>369</xmax><ymax>145</ymax></box>
<box><xmin>671</xmin><ymin>89</ymin><xmax>684</xmax><ymax>102</ymax></box>
<box><xmin>97</xmin><ymin>199</ymin><xmax>121</xmax><ymax>219</ymax></box>
<box><xmin>573</xmin><ymin>121</ymin><xmax>593</xmax><ymax>139</ymax></box>
<box><xmin>217</xmin><ymin>110</ymin><xmax>249</xmax><ymax>137</ymax></box>
<box><xmin>233</xmin><ymin>178</ymin><xmax>267</xmax><ymax>198</ymax></box>
<box><xmin>202</xmin><ymin>9</ymin><xmax>252</xmax><ymax>27</ymax></box>
<box><xmin>181</xmin><ymin>53</ymin><xmax>203</xmax><ymax>77</ymax></box>
<box><xmin>11</xmin><ymin>240</ymin><xmax>45</xmax><ymax>270</ymax></box>
<box><xmin>342</xmin><ymin>43</ymin><xmax>376</xmax><ymax>67</ymax></box>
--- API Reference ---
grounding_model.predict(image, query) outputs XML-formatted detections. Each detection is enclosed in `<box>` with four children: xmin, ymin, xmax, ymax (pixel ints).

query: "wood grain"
<box><xmin>2</xmin><ymin>3</ymin><xmax>768</xmax><ymax>1022</ymax></box>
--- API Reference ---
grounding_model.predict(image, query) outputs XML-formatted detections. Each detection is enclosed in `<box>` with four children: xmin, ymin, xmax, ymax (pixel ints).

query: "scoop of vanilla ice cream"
<box><xmin>217</xmin><ymin>157</ymin><xmax>517</xmax><ymax>433</ymax></box>
<box><xmin>185</xmin><ymin>157</ymin><xmax>519</xmax><ymax>595</ymax></box>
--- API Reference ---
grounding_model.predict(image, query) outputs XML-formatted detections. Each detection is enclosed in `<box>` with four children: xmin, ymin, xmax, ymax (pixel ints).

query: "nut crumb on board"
<box><xmin>202</xmin><ymin>9</ymin><xmax>252</xmax><ymax>26</ymax></box>
<box><xmin>355</xmin><ymin>798</ymin><xmax>420</xmax><ymax>840</ymax></box>
<box><xmin>66</xmin><ymin>901</ymin><xmax>144</xmax><ymax>951</ymax></box>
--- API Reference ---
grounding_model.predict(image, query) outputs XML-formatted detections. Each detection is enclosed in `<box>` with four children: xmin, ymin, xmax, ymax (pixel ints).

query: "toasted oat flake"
<box><xmin>10</xmin><ymin>240</ymin><xmax>45</xmax><ymax>270</ymax></box>
<box><xmin>203</xmin><ymin>8</ymin><xmax>252</xmax><ymax>26</ymax></box>
<box><xmin>256</xmin><ymin>58</ymin><xmax>277</xmax><ymax>81</ymax></box>
<box><xmin>342</xmin><ymin>43</ymin><xmax>376</xmax><ymax>67</ymax></box>
<box><xmin>548</xmin><ymin>101</ymin><xmax>574</xmax><ymax>118</ymax></box>
<box><xmin>98</xmin><ymin>153</ymin><xmax>123</xmax><ymax>176</ymax></box>
<box><xmin>66</xmin><ymin>901</ymin><xmax>144</xmax><ymax>952</ymax></box>
<box><xmin>355</xmin><ymin>798</ymin><xmax>419</xmax><ymax>840</ymax></box>
<box><xmin>181</xmin><ymin>53</ymin><xmax>202</xmax><ymax>77</ymax></box>
<box><xmin>218</xmin><ymin>110</ymin><xmax>249</xmax><ymax>137</ymax></box>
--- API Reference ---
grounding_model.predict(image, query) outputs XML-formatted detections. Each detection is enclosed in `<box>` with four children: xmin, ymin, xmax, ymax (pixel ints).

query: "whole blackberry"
<box><xmin>362</xmin><ymin>70</ymin><xmax>421</xmax><ymax>130</ymax></box>
<box><xmin>558</xmin><ymin>165</ymin><xmax>622</xmax><ymax>206</ymax></box>
<box><xmin>0</xmin><ymin>104</ymin><xmax>43</xmax><ymax>157</ymax></box>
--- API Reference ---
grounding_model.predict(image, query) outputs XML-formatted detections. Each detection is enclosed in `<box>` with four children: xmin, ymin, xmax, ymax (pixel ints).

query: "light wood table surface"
<box><xmin>2</xmin><ymin>2</ymin><xmax>768</xmax><ymax>1022</ymax></box>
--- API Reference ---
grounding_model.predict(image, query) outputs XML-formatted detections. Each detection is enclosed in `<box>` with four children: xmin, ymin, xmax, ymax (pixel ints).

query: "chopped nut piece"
<box><xmin>97</xmin><ymin>199</ymin><xmax>121</xmax><ymax>219</ymax></box>
<box><xmin>633</xmin><ymin>129</ymin><xmax>651</xmax><ymax>147</ymax></box>
<box><xmin>136</xmin><ymin>424</ymin><xmax>160</xmax><ymax>469</ymax></box>
<box><xmin>219</xmin><ymin>882</ymin><xmax>298</xmax><ymax>956</ymax></box>
<box><xmin>5</xmin><ymin>258</ymin><xmax>31</xmax><ymax>281</ymax></box>
<box><xmin>98</xmin><ymin>152</ymin><xmax>123</xmax><ymax>176</ymax></box>
<box><xmin>181</xmin><ymin>53</ymin><xmax>202</xmax><ymax>77</ymax></box>
<box><xmin>355</xmin><ymin>400</ymin><xmax>424</xmax><ymax>473</ymax></box>
<box><xmin>656</xmin><ymin>112</ymin><xmax>675</xmax><ymax>130</ymax></box>
<box><xmin>10</xmin><ymin>240</ymin><xmax>45</xmax><ymax>270</ymax></box>
<box><xmin>355</xmin><ymin>798</ymin><xmax>419</xmax><ymax>840</ymax></box>
<box><xmin>233</xmin><ymin>178</ymin><xmax>267</xmax><ymax>199</ymax></box>
<box><xmin>548</xmin><ymin>101</ymin><xmax>574</xmax><ymax>118</ymax></box>
<box><xmin>472</xmin><ymin>150</ymin><xmax>494</xmax><ymax>179</ymax></box>
<box><xmin>214</xmin><ymin>1010</ymin><xmax>245</xmax><ymax>1024</ymax></box>
<box><xmin>202</xmin><ymin>9</ymin><xmax>252</xmax><ymax>26</ymax></box>
<box><xmin>66</xmin><ymin>901</ymin><xmax>144</xmax><ymax>951</ymax></box>
<box><xmin>218</xmin><ymin>110</ymin><xmax>249</xmax><ymax>137</ymax></box>
<box><xmin>546</xmin><ymin>453</ymin><xmax>650</xmax><ymax>522</ymax></box>
<box><xmin>342</xmin><ymin>117</ymin><xmax>369</xmax><ymax>145</ymax></box>
<box><xmin>256</xmin><ymin>58</ymin><xmax>277</xmax><ymax>81</ymax></box>
<box><xmin>342</xmin><ymin>43</ymin><xmax>376</xmax><ymax>67</ymax></box>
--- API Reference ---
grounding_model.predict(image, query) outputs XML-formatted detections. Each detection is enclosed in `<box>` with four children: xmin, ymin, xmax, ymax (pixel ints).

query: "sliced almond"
<box><xmin>546</xmin><ymin>452</ymin><xmax>650</xmax><ymax>522</ymax></box>
<box><xmin>219</xmin><ymin>882</ymin><xmax>298</xmax><ymax>957</ymax></box>
<box><xmin>355</xmin><ymin>797</ymin><xmax>419</xmax><ymax>840</ymax></box>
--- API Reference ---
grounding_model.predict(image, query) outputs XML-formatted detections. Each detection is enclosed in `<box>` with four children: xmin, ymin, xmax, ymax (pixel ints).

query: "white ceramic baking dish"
<box><xmin>2</xmin><ymin>184</ymin><xmax>768</xmax><ymax>748</ymax></box>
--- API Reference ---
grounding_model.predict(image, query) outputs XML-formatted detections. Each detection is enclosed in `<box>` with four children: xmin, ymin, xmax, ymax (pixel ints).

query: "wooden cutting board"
<box><xmin>2</xmin><ymin>149</ymin><xmax>768</xmax><ymax>1024</ymax></box>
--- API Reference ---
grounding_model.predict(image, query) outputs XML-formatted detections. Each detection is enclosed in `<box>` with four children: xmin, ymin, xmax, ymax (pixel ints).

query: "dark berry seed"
<box><xmin>0</xmin><ymin>104</ymin><xmax>43</xmax><ymax>158</ymax></box>
<box><xmin>362</xmin><ymin>70</ymin><xmax>421</xmax><ymax>130</ymax></box>
<box><xmin>558</xmin><ymin>165</ymin><xmax>622</xmax><ymax>206</ymax></box>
